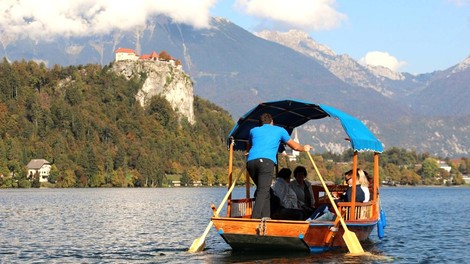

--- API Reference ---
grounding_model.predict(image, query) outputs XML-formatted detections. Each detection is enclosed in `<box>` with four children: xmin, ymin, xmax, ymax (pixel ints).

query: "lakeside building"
<box><xmin>26</xmin><ymin>159</ymin><xmax>51</xmax><ymax>183</ymax></box>
<box><xmin>462</xmin><ymin>175</ymin><xmax>470</xmax><ymax>184</ymax></box>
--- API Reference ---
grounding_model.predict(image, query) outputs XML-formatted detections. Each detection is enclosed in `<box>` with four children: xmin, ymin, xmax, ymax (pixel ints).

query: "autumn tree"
<box><xmin>111</xmin><ymin>168</ymin><xmax>126</xmax><ymax>187</ymax></box>
<box><xmin>400</xmin><ymin>168</ymin><xmax>421</xmax><ymax>185</ymax></box>
<box><xmin>89</xmin><ymin>171</ymin><xmax>106</xmax><ymax>187</ymax></box>
<box><xmin>58</xmin><ymin>169</ymin><xmax>77</xmax><ymax>187</ymax></box>
<box><xmin>159</xmin><ymin>51</ymin><xmax>172</xmax><ymax>61</ymax></box>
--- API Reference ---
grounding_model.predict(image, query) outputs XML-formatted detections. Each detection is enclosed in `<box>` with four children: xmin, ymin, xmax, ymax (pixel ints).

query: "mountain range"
<box><xmin>1</xmin><ymin>16</ymin><xmax>469</xmax><ymax>157</ymax></box>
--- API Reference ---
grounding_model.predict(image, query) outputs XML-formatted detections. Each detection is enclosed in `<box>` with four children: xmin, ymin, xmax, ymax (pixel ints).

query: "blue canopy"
<box><xmin>227</xmin><ymin>99</ymin><xmax>383</xmax><ymax>153</ymax></box>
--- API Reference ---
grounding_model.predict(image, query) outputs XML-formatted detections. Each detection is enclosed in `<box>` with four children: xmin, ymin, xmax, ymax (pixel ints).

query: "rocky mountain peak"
<box><xmin>255</xmin><ymin>29</ymin><xmax>336</xmax><ymax>57</ymax></box>
<box><xmin>452</xmin><ymin>55</ymin><xmax>470</xmax><ymax>74</ymax></box>
<box><xmin>365</xmin><ymin>64</ymin><xmax>405</xmax><ymax>81</ymax></box>
<box><xmin>255</xmin><ymin>29</ymin><xmax>403</xmax><ymax>97</ymax></box>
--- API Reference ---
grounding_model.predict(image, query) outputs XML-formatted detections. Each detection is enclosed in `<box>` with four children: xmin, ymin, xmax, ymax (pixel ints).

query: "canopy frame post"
<box><xmin>351</xmin><ymin>152</ymin><xmax>358</xmax><ymax>219</ymax></box>
<box><xmin>226</xmin><ymin>138</ymin><xmax>234</xmax><ymax>217</ymax></box>
<box><xmin>373</xmin><ymin>152</ymin><xmax>380</xmax><ymax>218</ymax></box>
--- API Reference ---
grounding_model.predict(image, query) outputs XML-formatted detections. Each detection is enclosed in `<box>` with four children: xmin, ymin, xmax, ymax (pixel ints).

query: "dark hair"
<box><xmin>344</xmin><ymin>169</ymin><xmax>353</xmax><ymax>178</ymax></box>
<box><xmin>259</xmin><ymin>113</ymin><xmax>273</xmax><ymax>125</ymax></box>
<box><xmin>344</xmin><ymin>168</ymin><xmax>369</xmax><ymax>179</ymax></box>
<box><xmin>277</xmin><ymin>168</ymin><xmax>292</xmax><ymax>181</ymax></box>
<box><xmin>293</xmin><ymin>166</ymin><xmax>307</xmax><ymax>178</ymax></box>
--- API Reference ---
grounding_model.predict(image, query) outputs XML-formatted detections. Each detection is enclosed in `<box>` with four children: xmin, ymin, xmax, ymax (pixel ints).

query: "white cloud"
<box><xmin>449</xmin><ymin>0</ymin><xmax>470</xmax><ymax>6</ymax></box>
<box><xmin>234</xmin><ymin>0</ymin><xmax>346</xmax><ymax>30</ymax></box>
<box><xmin>359</xmin><ymin>51</ymin><xmax>407</xmax><ymax>71</ymax></box>
<box><xmin>0</xmin><ymin>0</ymin><xmax>216</xmax><ymax>40</ymax></box>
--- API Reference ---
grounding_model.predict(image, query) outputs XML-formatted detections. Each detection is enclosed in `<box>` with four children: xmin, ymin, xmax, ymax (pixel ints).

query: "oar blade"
<box><xmin>188</xmin><ymin>237</ymin><xmax>206</xmax><ymax>253</ymax></box>
<box><xmin>342</xmin><ymin>230</ymin><xmax>364</xmax><ymax>254</ymax></box>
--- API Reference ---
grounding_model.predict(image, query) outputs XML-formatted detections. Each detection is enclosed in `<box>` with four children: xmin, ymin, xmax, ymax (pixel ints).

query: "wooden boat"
<box><xmin>211</xmin><ymin>99</ymin><xmax>385</xmax><ymax>253</ymax></box>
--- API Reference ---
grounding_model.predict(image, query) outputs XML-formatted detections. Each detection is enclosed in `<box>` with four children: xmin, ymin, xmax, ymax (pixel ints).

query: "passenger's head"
<box><xmin>293</xmin><ymin>166</ymin><xmax>308</xmax><ymax>182</ymax></box>
<box><xmin>344</xmin><ymin>169</ymin><xmax>353</xmax><ymax>180</ymax></box>
<box><xmin>344</xmin><ymin>169</ymin><xmax>369</xmax><ymax>186</ymax></box>
<box><xmin>358</xmin><ymin>169</ymin><xmax>369</xmax><ymax>186</ymax></box>
<box><xmin>277</xmin><ymin>168</ymin><xmax>292</xmax><ymax>182</ymax></box>
<box><xmin>259</xmin><ymin>113</ymin><xmax>273</xmax><ymax>125</ymax></box>
<box><xmin>363</xmin><ymin>170</ymin><xmax>373</xmax><ymax>183</ymax></box>
<box><xmin>344</xmin><ymin>169</ymin><xmax>353</xmax><ymax>185</ymax></box>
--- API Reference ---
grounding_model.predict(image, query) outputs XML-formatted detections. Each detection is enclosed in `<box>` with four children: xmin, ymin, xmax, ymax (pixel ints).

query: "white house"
<box><xmin>463</xmin><ymin>175</ymin><xmax>470</xmax><ymax>184</ymax></box>
<box><xmin>115</xmin><ymin>48</ymin><xmax>139</xmax><ymax>62</ymax></box>
<box><xmin>172</xmin><ymin>180</ymin><xmax>181</xmax><ymax>187</ymax></box>
<box><xmin>192</xmin><ymin>180</ymin><xmax>203</xmax><ymax>187</ymax></box>
<box><xmin>438</xmin><ymin>160</ymin><xmax>452</xmax><ymax>173</ymax></box>
<box><xmin>27</xmin><ymin>159</ymin><xmax>51</xmax><ymax>183</ymax></box>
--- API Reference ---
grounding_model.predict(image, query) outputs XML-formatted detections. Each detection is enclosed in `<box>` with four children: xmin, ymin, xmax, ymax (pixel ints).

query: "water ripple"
<box><xmin>1</xmin><ymin>187</ymin><xmax>469</xmax><ymax>263</ymax></box>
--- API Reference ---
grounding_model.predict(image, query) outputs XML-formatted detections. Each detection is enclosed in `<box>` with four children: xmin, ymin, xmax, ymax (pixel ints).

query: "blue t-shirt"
<box><xmin>247</xmin><ymin>124</ymin><xmax>291</xmax><ymax>164</ymax></box>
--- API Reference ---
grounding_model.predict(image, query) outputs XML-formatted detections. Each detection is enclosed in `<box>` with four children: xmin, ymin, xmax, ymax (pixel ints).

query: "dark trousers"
<box><xmin>271</xmin><ymin>208</ymin><xmax>304</xmax><ymax>220</ymax></box>
<box><xmin>247</xmin><ymin>158</ymin><xmax>274</xmax><ymax>219</ymax></box>
<box><xmin>309</xmin><ymin>204</ymin><xmax>329</xmax><ymax>219</ymax></box>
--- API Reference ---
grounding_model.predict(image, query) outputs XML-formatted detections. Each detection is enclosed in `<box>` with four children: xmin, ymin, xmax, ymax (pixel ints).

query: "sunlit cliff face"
<box><xmin>113</xmin><ymin>60</ymin><xmax>195</xmax><ymax>125</ymax></box>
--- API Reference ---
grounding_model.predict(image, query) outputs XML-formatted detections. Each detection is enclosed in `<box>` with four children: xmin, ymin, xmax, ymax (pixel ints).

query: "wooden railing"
<box><xmin>337</xmin><ymin>201</ymin><xmax>376</xmax><ymax>221</ymax></box>
<box><xmin>227</xmin><ymin>189</ymin><xmax>378</xmax><ymax>221</ymax></box>
<box><xmin>228</xmin><ymin>198</ymin><xmax>254</xmax><ymax>218</ymax></box>
<box><xmin>311</xmin><ymin>184</ymin><xmax>348</xmax><ymax>208</ymax></box>
<box><xmin>312</xmin><ymin>184</ymin><xmax>378</xmax><ymax>221</ymax></box>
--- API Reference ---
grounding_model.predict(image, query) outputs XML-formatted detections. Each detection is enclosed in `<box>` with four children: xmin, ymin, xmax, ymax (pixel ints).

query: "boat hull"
<box><xmin>212</xmin><ymin>217</ymin><xmax>376</xmax><ymax>253</ymax></box>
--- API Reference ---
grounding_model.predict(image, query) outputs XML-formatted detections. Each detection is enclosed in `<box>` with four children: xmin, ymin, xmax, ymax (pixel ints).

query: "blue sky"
<box><xmin>211</xmin><ymin>0</ymin><xmax>470</xmax><ymax>74</ymax></box>
<box><xmin>1</xmin><ymin>0</ymin><xmax>468</xmax><ymax>74</ymax></box>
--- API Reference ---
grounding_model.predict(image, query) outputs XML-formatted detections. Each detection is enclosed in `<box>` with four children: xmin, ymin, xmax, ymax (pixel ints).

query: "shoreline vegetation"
<box><xmin>0</xmin><ymin>60</ymin><xmax>469</xmax><ymax>189</ymax></box>
<box><xmin>26</xmin><ymin>183</ymin><xmax>468</xmax><ymax>189</ymax></box>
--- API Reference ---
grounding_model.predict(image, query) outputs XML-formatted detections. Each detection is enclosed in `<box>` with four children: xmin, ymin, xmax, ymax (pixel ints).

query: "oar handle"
<box><xmin>306</xmin><ymin>152</ymin><xmax>348</xmax><ymax>229</ymax></box>
<box><xmin>214</xmin><ymin>169</ymin><xmax>244</xmax><ymax>216</ymax></box>
<box><xmin>200</xmin><ymin>217</ymin><xmax>214</xmax><ymax>239</ymax></box>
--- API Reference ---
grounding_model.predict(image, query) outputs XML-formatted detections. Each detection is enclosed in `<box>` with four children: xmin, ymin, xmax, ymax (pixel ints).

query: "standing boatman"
<box><xmin>246</xmin><ymin>113</ymin><xmax>312</xmax><ymax>219</ymax></box>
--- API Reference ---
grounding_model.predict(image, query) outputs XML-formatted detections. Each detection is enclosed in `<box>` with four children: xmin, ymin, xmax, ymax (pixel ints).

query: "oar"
<box><xmin>188</xmin><ymin>169</ymin><xmax>244</xmax><ymax>253</ymax></box>
<box><xmin>306</xmin><ymin>152</ymin><xmax>365</xmax><ymax>255</ymax></box>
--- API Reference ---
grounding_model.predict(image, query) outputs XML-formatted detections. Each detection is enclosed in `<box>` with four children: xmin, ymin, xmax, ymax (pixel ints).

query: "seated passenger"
<box><xmin>271</xmin><ymin>168</ymin><xmax>304</xmax><ymax>220</ymax></box>
<box><xmin>290</xmin><ymin>166</ymin><xmax>315</xmax><ymax>218</ymax></box>
<box><xmin>358</xmin><ymin>169</ymin><xmax>370</xmax><ymax>202</ymax></box>
<box><xmin>337</xmin><ymin>169</ymin><xmax>366</xmax><ymax>203</ymax></box>
<box><xmin>308</xmin><ymin>204</ymin><xmax>334</xmax><ymax>221</ymax></box>
<box><xmin>308</xmin><ymin>169</ymin><xmax>368</xmax><ymax>221</ymax></box>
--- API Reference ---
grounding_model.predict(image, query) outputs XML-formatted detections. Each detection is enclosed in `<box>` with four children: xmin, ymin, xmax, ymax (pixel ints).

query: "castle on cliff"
<box><xmin>114</xmin><ymin>48</ymin><xmax>182</xmax><ymax>70</ymax></box>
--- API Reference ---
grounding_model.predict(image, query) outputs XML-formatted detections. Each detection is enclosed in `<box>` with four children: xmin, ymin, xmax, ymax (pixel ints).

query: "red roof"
<box><xmin>115</xmin><ymin>48</ymin><xmax>136</xmax><ymax>54</ymax></box>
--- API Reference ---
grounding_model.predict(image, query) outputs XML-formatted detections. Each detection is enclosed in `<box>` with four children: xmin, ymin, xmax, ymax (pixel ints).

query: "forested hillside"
<box><xmin>0</xmin><ymin>59</ymin><xmax>467</xmax><ymax>188</ymax></box>
<box><xmin>0</xmin><ymin>59</ymin><xmax>236</xmax><ymax>187</ymax></box>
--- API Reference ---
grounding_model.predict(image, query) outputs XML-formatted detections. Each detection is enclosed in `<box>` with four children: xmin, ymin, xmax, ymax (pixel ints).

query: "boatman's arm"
<box><xmin>286</xmin><ymin>139</ymin><xmax>312</xmax><ymax>152</ymax></box>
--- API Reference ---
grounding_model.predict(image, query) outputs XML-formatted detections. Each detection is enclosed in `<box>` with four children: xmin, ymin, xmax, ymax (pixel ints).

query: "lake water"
<box><xmin>1</xmin><ymin>187</ymin><xmax>469</xmax><ymax>263</ymax></box>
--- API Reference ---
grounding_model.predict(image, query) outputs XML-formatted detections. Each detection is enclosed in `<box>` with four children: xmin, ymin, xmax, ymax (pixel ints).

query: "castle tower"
<box><xmin>288</xmin><ymin>128</ymin><xmax>300</xmax><ymax>161</ymax></box>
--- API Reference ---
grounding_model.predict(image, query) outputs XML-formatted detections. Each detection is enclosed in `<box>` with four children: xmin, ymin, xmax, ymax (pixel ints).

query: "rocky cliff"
<box><xmin>112</xmin><ymin>60</ymin><xmax>195</xmax><ymax>124</ymax></box>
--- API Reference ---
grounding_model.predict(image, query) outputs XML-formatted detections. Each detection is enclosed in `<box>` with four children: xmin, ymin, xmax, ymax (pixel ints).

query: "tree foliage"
<box><xmin>0</xmin><ymin>59</ymin><xmax>235</xmax><ymax>188</ymax></box>
<box><xmin>159</xmin><ymin>51</ymin><xmax>172</xmax><ymax>61</ymax></box>
<box><xmin>318</xmin><ymin>147</ymin><xmax>466</xmax><ymax>186</ymax></box>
